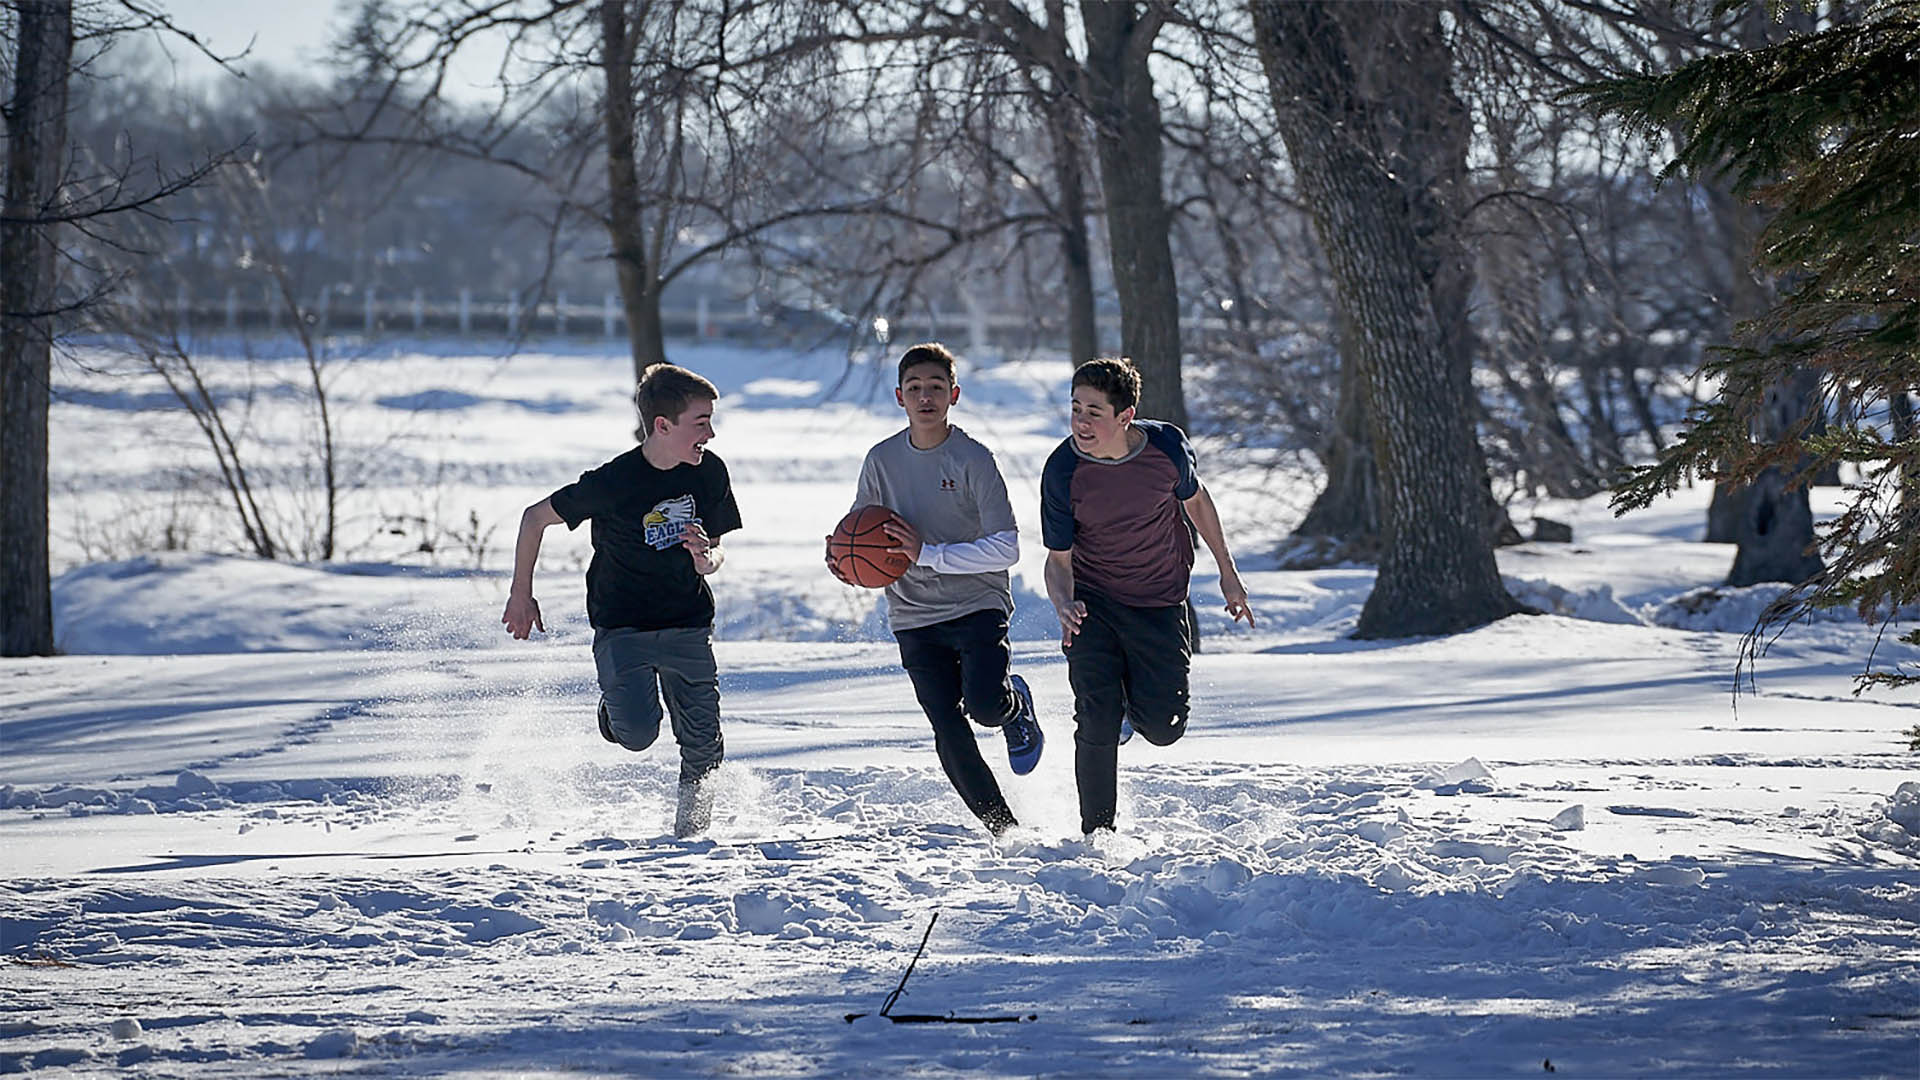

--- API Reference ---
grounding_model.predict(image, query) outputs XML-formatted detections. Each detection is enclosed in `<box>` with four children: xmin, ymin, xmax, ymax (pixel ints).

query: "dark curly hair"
<box><xmin>1071</xmin><ymin>357</ymin><xmax>1142</xmax><ymax>413</ymax></box>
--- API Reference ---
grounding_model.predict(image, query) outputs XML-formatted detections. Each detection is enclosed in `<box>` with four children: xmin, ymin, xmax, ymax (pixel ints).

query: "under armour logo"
<box><xmin>940</xmin><ymin>477</ymin><xmax>957</xmax><ymax>491</ymax></box>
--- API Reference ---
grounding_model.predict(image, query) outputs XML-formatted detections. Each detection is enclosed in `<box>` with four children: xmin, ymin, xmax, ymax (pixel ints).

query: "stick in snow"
<box><xmin>843</xmin><ymin>910</ymin><xmax>1034</xmax><ymax>1024</ymax></box>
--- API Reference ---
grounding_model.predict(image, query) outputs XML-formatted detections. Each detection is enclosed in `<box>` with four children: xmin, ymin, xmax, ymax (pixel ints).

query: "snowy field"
<box><xmin>4</xmin><ymin>340</ymin><xmax>1918</xmax><ymax>1077</ymax></box>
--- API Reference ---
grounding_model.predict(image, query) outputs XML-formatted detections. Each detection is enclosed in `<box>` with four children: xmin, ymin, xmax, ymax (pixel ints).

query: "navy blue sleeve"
<box><xmin>1040</xmin><ymin>440</ymin><xmax>1079</xmax><ymax>551</ymax></box>
<box><xmin>1145</xmin><ymin>422</ymin><xmax>1200</xmax><ymax>500</ymax></box>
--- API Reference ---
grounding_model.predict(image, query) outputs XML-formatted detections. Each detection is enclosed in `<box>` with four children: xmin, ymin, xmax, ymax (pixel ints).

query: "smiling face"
<box><xmin>1070</xmin><ymin>384</ymin><xmax>1135</xmax><ymax>459</ymax></box>
<box><xmin>651</xmin><ymin>398</ymin><xmax>715</xmax><ymax>466</ymax></box>
<box><xmin>896</xmin><ymin>361</ymin><xmax>959</xmax><ymax>436</ymax></box>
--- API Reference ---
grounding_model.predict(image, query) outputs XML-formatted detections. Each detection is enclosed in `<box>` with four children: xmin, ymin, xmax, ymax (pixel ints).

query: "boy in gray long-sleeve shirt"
<box><xmin>826</xmin><ymin>342</ymin><xmax>1044</xmax><ymax>835</ymax></box>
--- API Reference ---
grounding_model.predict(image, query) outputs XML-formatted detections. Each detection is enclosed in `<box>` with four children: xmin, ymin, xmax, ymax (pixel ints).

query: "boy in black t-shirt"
<box><xmin>503</xmin><ymin>363</ymin><xmax>743</xmax><ymax>838</ymax></box>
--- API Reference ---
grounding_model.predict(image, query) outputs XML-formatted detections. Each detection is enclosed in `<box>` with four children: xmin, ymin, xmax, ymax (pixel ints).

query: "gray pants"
<box><xmin>593</xmin><ymin>626</ymin><xmax>725</xmax><ymax>785</ymax></box>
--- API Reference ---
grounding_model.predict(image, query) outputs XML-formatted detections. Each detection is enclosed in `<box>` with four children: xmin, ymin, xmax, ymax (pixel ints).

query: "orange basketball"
<box><xmin>828</xmin><ymin>505</ymin><xmax>913</xmax><ymax>588</ymax></box>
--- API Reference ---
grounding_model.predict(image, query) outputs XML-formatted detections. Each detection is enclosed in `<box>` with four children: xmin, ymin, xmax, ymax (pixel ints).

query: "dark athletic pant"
<box><xmin>1064</xmin><ymin>589</ymin><xmax>1192</xmax><ymax>834</ymax></box>
<box><xmin>894</xmin><ymin>608</ymin><xmax>1020</xmax><ymax>833</ymax></box>
<box><xmin>593</xmin><ymin>625</ymin><xmax>725</xmax><ymax>786</ymax></box>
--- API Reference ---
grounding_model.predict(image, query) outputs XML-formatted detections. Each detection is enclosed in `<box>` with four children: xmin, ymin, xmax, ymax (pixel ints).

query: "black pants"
<box><xmin>895</xmin><ymin>608</ymin><xmax>1020</xmax><ymax>833</ymax></box>
<box><xmin>1064</xmin><ymin>589</ymin><xmax>1191</xmax><ymax>834</ymax></box>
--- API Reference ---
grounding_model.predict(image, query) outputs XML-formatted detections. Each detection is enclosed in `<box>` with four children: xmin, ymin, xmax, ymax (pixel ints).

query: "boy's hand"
<box><xmin>1054</xmin><ymin>598</ymin><xmax>1087</xmax><ymax>649</ymax></box>
<box><xmin>682</xmin><ymin>522</ymin><xmax>718</xmax><ymax>574</ymax></box>
<box><xmin>1220</xmin><ymin>568</ymin><xmax>1257</xmax><ymax>629</ymax></box>
<box><xmin>881</xmin><ymin>517</ymin><xmax>922</xmax><ymax>563</ymax></box>
<box><xmin>502</xmin><ymin>593</ymin><xmax>544</xmax><ymax>639</ymax></box>
<box><xmin>822</xmin><ymin>534</ymin><xmax>852</xmax><ymax>584</ymax></box>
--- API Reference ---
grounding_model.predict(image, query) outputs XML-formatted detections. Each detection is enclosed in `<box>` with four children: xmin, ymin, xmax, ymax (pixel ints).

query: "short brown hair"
<box><xmin>1072</xmin><ymin>357</ymin><xmax>1141</xmax><ymax>413</ymax></box>
<box><xmin>634</xmin><ymin>363</ymin><xmax>719</xmax><ymax>434</ymax></box>
<box><xmin>897</xmin><ymin>342</ymin><xmax>957</xmax><ymax>385</ymax></box>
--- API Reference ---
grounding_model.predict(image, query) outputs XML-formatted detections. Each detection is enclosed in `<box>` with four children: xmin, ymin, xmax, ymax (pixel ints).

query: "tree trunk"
<box><xmin>1</xmin><ymin>0</ymin><xmax>73</xmax><ymax>657</ymax></box>
<box><xmin>598</xmin><ymin>0</ymin><xmax>665</xmax><ymax>422</ymax></box>
<box><xmin>1613</xmin><ymin>347</ymin><xmax>1664</xmax><ymax>459</ymax></box>
<box><xmin>1078</xmin><ymin>1</ymin><xmax>1186</xmax><ymax>429</ymax></box>
<box><xmin>1252</xmin><ymin>0</ymin><xmax>1519</xmax><ymax>638</ymax></box>
<box><xmin>1724</xmin><ymin>470</ymin><xmax>1822</xmax><ymax>586</ymax></box>
<box><xmin>1699</xmin><ymin>177</ymin><xmax>1773</xmax><ymax>548</ymax></box>
<box><xmin>1042</xmin><ymin>91</ymin><xmax>1098</xmax><ymax>365</ymax></box>
<box><xmin>1033</xmin><ymin>0</ymin><xmax>1099</xmax><ymax>365</ymax></box>
<box><xmin>1699</xmin><ymin>175</ymin><xmax>1821</xmax><ymax>573</ymax></box>
<box><xmin>1706</xmin><ymin>478</ymin><xmax>1743</xmax><ymax>543</ymax></box>
<box><xmin>1393</xmin><ymin>4</ymin><xmax>1526</xmax><ymax>544</ymax></box>
<box><xmin>1891</xmin><ymin>391</ymin><xmax>1917</xmax><ymax>529</ymax></box>
<box><xmin>1725</xmin><ymin>369</ymin><xmax>1825</xmax><ymax>586</ymax></box>
<box><xmin>1283</xmin><ymin>0</ymin><xmax>1520</xmax><ymax>553</ymax></box>
<box><xmin>1294</xmin><ymin>348</ymin><xmax>1379</xmax><ymax>548</ymax></box>
<box><xmin>631</xmin><ymin>283</ymin><xmax>668</xmax><ymax>372</ymax></box>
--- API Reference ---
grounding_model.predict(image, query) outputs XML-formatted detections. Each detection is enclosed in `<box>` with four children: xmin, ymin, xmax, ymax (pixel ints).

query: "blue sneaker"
<box><xmin>1003</xmin><ymin>674</ymin><xmax>1043</xmax><ymax>775</ymax></box>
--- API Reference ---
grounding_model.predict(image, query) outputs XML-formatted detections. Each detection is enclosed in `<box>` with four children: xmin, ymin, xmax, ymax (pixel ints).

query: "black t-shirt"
<box><xmin>548</xmin><ymin>447</ymin><xmax>743</xmax><ymax>632</ymax></box>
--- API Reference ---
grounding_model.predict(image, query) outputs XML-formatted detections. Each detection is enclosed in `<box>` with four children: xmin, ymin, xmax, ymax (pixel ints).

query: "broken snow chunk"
<box><xmin>1371</xmin><ymin>861</ymin><xmax>1421</xmax><ymax>892</ymax></box>
<box><xmin>303</xmin><ymin>1028</ymin><xmax>361</xmax><ymax>1059</ymax></box>
<box><xmin>109</xmin><ymin>1018</ymin><xmax>143</xmax><ymax>1040</ymax></box>
<box><xmin>1417</xmin><ymin>757</ymin><xmax>1494</xmax><ymax>790</ymax></box>
<box><xmin>174</xmin><ymin>770</ymin><xmax>218</xmax><ymax>795</ymax></box>
<box><xmin>1606</xmin><ymin>804</ymin><xmax>1698</xmax><ymax>819</ymax></box>
<box><xmin>1638</xmin><ymin>863</ymin><xmax>1706</xmax><ymax>887</ymax></box>
<box><xmin>1887</xmin><ymin>782</ymin><xmax>1920</xmax><ymax>834</ymax></box>
<box><xmin>1356</xmin><ymin>818</ymin><xmax>1409</xmax><ymax>844</ymax></box>
<box><xmin>284</xmin><ymin>779</ymin><xmax>340</xmax><ymax>800</ymax></box>
<box><xmin>1860</xmin><ymin>821</ymin><xmax>1911</xmax><ymax>848</ymax></box>
<box><xmin>1502</xmin><ymin>577</ymin><xmax>1639</xmax><ymax>623</ymax></box>
<box><xmin>1550</xmin><ymin>805</ymin><xmax>1585</xmax><ymax>831</ymax></box>
<box><xmin>41</xmin><ymin>786</ymin><xmax>114</xmax><ymax>808</ymax></box>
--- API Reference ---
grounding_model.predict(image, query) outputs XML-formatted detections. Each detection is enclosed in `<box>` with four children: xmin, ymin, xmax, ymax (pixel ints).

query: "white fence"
<box><xmin>161</xmin><ymin>286</ymin><xmax>1070</xmax><ymax>351</ymax></box>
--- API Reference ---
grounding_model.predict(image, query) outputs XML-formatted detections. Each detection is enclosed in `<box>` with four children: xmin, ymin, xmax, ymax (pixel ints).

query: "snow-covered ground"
<box><xmin>4</xmin><ymin>340</ymin><xmax>1917</xmax><ymax>1076</ymax></box>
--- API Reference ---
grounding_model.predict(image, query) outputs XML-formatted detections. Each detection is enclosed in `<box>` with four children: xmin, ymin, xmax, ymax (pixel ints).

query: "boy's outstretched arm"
<box><xmin>1183</xmin><ymin>483</ymin><xmax>1257</xmax><ymax>629</ymax></box>
<box><xmin>1044</xmin><ymin>548</ymin><xmax>1086</xmax><ymax>648</ymax></box>
<box><xmin>503</xmin><ymin>498</ymin><xmax>563</xmax><ymax>638</ymax></box>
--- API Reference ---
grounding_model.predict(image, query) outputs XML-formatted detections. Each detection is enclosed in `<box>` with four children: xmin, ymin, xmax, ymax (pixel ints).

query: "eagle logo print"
<box><xmin>642</xmin><ymin>494</ymin><xmax>700</xmax><ymax>551</ymax></box>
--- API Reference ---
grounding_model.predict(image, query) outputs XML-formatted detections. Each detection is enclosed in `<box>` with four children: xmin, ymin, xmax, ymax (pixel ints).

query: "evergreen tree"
<box><xmin>1575</xmin><ymin>1</ymin><xmax>1920</xmax><ymax>687</ymax></box>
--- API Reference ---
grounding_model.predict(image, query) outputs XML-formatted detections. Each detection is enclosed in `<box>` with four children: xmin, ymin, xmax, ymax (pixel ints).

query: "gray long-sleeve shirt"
<box><xmin>854</xmin><ymin>425</ymin><xmax>1018</xmax><ymax>633</ymax></box>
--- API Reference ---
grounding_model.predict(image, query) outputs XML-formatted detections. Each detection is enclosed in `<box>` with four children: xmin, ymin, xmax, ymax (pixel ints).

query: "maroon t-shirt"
<box><xmin>1040</xmin><ymin>420</ymin><xmax>1199</xmax><ymax>607</ymax></box>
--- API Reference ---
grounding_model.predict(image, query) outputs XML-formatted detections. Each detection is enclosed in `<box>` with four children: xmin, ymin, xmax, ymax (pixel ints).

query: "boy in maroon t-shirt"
<box><xmin>1040</xmin><ymin>357</ymin><xmax>1256</xmax><ymax>835</ymax></box>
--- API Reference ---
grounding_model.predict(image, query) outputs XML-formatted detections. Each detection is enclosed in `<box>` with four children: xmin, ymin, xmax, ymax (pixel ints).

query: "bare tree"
<box><xmin>1</xmin><ymin>1</ymin><xmax>241</xmax><ymax>655</ymax></box>
<box><xmin>1076</xmin><ymin>0</ymin><xmax>1186</xmax><ymax>427</ymax></box>
<box><xmin>347</xmin><ymin>1</ymin><xmax>939</xmax><ymax>406</ymax></box>
<box><xmin>975</xmin><ymin>0</ymin><xmax>1101</xmax><ymax>364</ymax></box>
<box><xmin>1250</xmin><ymin>0</ymin><xmax>1521</xmax><ymax>637</ymax></box>
<box><xmin>1459</xmin><ymin>0</ymin><xmax>1828</xmax><ymax>583</ymax></box>
<box><xmin>875</xmin><ymin>0</ymin><xmax>1187</xmax><ymax>416</ymax></box>
<box><xmin>1</xmin><ymin>0</ymin><xmax>74</xmax><ymax>656</ymax></box>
